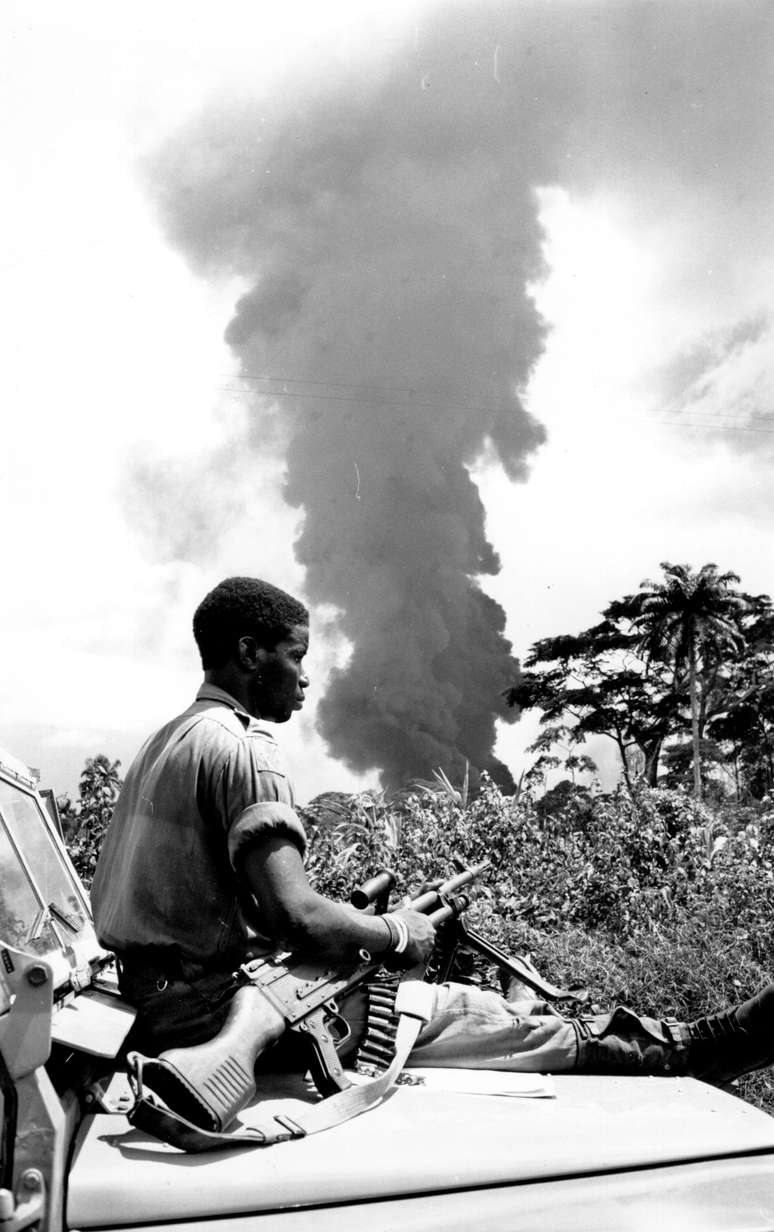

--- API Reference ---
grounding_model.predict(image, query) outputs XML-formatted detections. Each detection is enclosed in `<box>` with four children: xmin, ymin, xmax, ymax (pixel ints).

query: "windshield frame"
<box><xmin>0</xmin><ymin>752</ymin><xmax>105</xmax><ymax>996</ymax></box>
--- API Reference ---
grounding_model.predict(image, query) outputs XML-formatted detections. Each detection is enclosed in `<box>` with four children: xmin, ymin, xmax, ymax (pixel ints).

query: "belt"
<box><xmin>117</xmin><ymin>949</ymin><xmax>248</xmax><ymax>994</ymax></box>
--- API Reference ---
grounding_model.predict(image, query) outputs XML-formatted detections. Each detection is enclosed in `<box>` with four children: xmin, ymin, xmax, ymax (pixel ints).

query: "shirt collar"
<box><xmin>194</xmin><ymin>683</ymin><xmax>278</xmax><ymax>740</ymax></box>
<box><xmin>195</xmin><ymin>683</ymin><xmax>253</xmax><ymax>725</ymax></box>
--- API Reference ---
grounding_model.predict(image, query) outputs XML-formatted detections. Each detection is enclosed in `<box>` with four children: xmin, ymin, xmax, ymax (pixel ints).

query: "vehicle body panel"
<box><xmin>70</xmin><ymin>1158</ymin><xmax>774</xmax><ymax>1232</ymax></box>
<box><xmin>68</xmin><ymin>1074</ymin><xmax>774</xmax><ymax>1226</ymax></box>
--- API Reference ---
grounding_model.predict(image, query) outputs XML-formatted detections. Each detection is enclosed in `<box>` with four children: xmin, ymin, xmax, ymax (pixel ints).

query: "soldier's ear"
<box><xmin>237</xmin><ymin>635</ymin><xmax>266</xmax><ymax>671</ymax></box>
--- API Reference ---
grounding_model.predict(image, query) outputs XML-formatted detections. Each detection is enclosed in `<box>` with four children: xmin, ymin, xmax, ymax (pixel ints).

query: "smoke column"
<box><xmin>147</xmin><ymin>0</ymin><xmax>774</xmax><ymax>791</ymax></box>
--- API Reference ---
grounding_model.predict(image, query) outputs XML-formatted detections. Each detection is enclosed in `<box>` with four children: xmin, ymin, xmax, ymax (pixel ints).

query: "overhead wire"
<box><xmin>221</xmin><ymin>372</ymin><xmax>515</xmax><ymax>417</ymax></box>
<box><xmin>217</xmin><ymin>371</ymin><xmax>774</xmax><ymax>436</ymax></box>
<box><xmin>227</xmin><ymin>370</ymin><xmax>512</xmax><ymax>405</ymax></box>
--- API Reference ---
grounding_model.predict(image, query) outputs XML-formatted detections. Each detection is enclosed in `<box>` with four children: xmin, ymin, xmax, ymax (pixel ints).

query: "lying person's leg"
<box><xmin>407</xmin><ymin>982</ymin><xmax>578</xmax><ymax>1072</ymax></box>
<box><xmin>407</xmin><ymin>980</ymin><xmax>774</xmax><ymax>1083</ymax></box>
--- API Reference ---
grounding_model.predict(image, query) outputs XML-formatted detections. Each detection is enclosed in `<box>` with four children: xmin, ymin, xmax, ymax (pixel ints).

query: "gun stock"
<box><xmin>132</xmin><ymin>986</ymin><xmax>285</xmax><ymax>1133</ymax></box>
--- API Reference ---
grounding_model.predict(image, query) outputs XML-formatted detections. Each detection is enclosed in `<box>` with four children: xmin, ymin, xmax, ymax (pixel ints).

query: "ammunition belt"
<box><xmin>354</xmin><ymin>971</ymin><xmax>402</xmax><ymax>1075</ymax></box>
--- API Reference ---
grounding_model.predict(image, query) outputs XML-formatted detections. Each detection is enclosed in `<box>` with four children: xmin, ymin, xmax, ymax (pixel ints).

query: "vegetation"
<box><xmin>60</xmin><ymin>750</ymin><xmax>774</xmax><ymax>1113</ymax></box>
<box><xmin>632</xmin><ymin>563</ymin><xmax>749</xmax><ymax>799</ymax></box>
<box><xmin>302</xmin><ymin>775</ymin><xmax>774</xmax><ymax>1114</ymax></box>
<box><xmin>506</xmin><ymin>562</ymin><xmax>773</xmax><ymax>802</ymax></box>
<box><xmin>58</xmin><ymin>754</ymin><xmax>122</xmax><ymax>885</ymax></box>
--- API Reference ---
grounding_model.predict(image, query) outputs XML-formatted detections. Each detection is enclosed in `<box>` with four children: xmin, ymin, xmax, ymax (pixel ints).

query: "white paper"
<box><xmin>399</xmin><ymin>1067</ymin><xmax>556</xmax><ymax>1099</ymax></box>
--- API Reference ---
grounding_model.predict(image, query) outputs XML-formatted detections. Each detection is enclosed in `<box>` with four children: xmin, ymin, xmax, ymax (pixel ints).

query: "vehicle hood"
<box><xmin>68</xmin><ymin>1072</ymin><xmax>774</xmax><ymax>1227</ymax></box>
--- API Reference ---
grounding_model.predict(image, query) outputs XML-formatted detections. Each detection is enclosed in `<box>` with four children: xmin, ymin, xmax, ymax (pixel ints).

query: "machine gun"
<box><xmin>417</xmin><ymin>859</ymin><xmax>584</xmax><ymax>1004</ymax></box>
<box><xmin>128</xmin><ymin>860</ymin><xmax>489</xmax><ymax>1140</ymax></box>
<box><xmin>128</xmin><ymin>857</ymin><xmax>584</xmax><ymax>1149</ymax></box>
<box><xmin>353</xmin><ymin>858</ymin><xmax>583</xmax><ymax>1005</ymax></box>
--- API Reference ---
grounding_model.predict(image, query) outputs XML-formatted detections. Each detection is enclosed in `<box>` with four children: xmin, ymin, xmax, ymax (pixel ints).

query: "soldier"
<box><xmin>91</xmin><ymin>576</ymin><xmax>774</xmax><ymax>1086</ymax></box>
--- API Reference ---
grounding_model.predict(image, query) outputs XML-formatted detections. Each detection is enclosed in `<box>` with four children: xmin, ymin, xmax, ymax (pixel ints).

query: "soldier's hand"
<box><xmin>391</xmin><ymin>907</ymin><xmax>436</xmax><ymax>966</ymax></box>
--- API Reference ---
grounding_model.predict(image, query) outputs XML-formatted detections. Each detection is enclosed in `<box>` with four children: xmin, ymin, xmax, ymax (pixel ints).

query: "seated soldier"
<box><xmin>91</xmin><ymin>576</ymin><xmax>774</xmax><ymax>1087</ymax></box>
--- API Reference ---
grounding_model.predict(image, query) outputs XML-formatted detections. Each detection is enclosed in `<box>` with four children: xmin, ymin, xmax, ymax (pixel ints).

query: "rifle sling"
<box><xmin>128</xmin><ymin>980</ymin><xmax>434</xmax><ymax>1154</ymax></box>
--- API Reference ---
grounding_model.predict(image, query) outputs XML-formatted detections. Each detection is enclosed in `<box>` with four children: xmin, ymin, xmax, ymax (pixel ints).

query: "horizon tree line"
<box><xmin>506</xmin><ymin>561</ymin><xmax>774</xmax><ymax>802</ymax></box>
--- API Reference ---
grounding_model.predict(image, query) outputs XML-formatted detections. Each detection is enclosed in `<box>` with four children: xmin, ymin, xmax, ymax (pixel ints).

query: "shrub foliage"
<box><xmin>302</xmin><ymin>777</ymin><xmax>774</xmax><ymax>1113</ymax></box>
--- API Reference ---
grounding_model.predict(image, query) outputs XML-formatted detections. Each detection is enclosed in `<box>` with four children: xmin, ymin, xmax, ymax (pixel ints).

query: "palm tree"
<box><xmin>631</xmin><ymin>563</ymin><xmax>748</xmax><ymax>799</ymax></box>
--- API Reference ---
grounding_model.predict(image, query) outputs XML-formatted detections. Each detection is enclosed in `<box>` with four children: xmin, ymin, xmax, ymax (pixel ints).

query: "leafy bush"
<box><xmin>303</xmin><ymin>777</ymin><xmax>774</xmax><ymax>1113</ymax></box>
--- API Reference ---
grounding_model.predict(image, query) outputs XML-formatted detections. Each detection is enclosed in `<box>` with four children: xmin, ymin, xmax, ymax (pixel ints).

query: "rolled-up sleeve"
<box><xmin>215</xmin><ymin>734</ymin><xmax>307</xmax><ymax>868</ymax></box>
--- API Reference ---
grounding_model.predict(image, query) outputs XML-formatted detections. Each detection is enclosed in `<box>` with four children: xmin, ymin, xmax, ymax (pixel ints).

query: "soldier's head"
<box><xmin>193</xmin><ymin>577</ymin><xmax>310</xmax><ymax>722</ymax></box>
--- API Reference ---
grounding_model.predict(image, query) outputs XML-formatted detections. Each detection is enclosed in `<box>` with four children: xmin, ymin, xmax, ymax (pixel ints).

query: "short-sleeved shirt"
<box><xmin>90</xmin><ymin>684</ymin><xmax>307</xmax><ymax>969</ymax></box>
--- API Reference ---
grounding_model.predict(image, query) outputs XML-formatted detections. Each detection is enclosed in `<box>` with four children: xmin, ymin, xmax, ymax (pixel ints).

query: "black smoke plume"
<box><xmin>146</xmin><ymin>0</ymin><xmax>774</xmax><ymax>790</ymax></box>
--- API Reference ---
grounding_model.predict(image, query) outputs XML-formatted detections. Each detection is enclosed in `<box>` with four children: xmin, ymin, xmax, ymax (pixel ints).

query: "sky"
<box><xmin>2</xmin><ymin>0</ymin><xmax>774</xmax><ymax>801</ymax></box>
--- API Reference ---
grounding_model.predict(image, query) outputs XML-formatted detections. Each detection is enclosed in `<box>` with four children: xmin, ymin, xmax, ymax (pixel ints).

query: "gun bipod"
<box><xmin>429</xmin><ymin>916</ymin><xmax>585</xmax><ymax>1004</ymax></box>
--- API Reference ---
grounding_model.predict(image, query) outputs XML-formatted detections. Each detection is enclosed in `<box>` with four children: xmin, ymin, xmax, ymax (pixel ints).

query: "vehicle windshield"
<box><xmin>0</xmin><ymin>815</ymin><xmax>61</xmax><ymax>956</ymax></box>
<box><xmin>0</xmin><ymin>766</ymin><xmax>99</xmax><ymax>986</ymax></box>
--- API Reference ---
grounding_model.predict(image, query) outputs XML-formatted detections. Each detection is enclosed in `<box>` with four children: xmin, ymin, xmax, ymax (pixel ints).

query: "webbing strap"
<box><xmin>129</xmin><ymin>1099</ymin><xmax>282</xmax><ymax>1150</ymax></box>
<box><xmin>128</xmin><ymin>980</ymin><xmax>434</xmax><ymax>1154</ymax></box>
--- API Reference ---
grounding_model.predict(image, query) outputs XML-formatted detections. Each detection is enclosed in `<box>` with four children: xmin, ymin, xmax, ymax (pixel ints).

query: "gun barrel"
<box><xmin>437</xmin><ymin>859</ymin><xmax>490</xmax><ymax>897</ymax></box>
<box><xmin>350</xmin><ymin>869</ymin><xmax>396</xmax><ymax>911</ymax></box>
<box><xmin>409</xmin><ymin>888</ymin><xmax>441</xmax><ymax>914</ymax></box>
<box><xmin>410</xmin><ymin>859</ymin><xmax>490</xmax><ymax>915</ymax></box>
<box><xmin>428</xmin><ymin>892</ymin><xmax>471</xmax><ymax>926</ymax></box>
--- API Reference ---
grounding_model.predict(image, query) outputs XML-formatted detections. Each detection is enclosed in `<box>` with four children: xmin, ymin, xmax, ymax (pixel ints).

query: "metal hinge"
<box><xmin>0</xmin><ymin>1170</ymin><xmax>46</xmax><ymax>1232</ymax></box>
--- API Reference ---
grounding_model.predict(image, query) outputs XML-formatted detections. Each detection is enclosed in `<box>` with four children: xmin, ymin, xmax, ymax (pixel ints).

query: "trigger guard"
<box><xmin>325</xmin><ymin>1009</ymin><xmax>352</xmax><ymax>1047</ymax></box>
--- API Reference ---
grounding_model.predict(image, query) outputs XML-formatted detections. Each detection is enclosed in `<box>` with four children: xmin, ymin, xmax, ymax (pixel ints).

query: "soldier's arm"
<box><xmin>242</xmin><ymin>835</ymin><xmax>435</xmax><ymax>963</ymax></box>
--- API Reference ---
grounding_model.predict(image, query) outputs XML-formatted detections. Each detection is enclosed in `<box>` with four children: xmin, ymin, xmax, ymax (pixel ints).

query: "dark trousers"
<box><xmin>117</xmin><ymin>960</ymin><xmax>368</xmax><ymax>1069</ymax></box>
<box><xmin>118</xmin><ymin>963</ymin><xmax>240</xmax><ymax>1055</ymax></box>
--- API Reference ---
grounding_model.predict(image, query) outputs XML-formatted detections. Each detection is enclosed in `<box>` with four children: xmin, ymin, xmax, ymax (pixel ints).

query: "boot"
<box><xmin>574</xmin><ymin>985</ymin><xmax>774</xmax><ymax>1086</ymax></box>
<box><xmin>573</xmin><ymin>1006</ymin><xmax>691</xmax><ymax>1075</ymax></box>
<box><xmin>682</xmin><ymin>982</ymin><xmax>774</xmax><ymax>1085</ymax></box>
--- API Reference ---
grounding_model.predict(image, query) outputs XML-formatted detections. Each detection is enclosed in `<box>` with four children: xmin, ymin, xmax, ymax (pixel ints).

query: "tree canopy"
<box><xmin>629</xmin><ymin>564</ymin><xmax>749</xmax><ymax>798</ymax></box>
<box><xmin>58</xmin><ymin>754</ymin><xmax>123</xmax><ymax>884</ymax></box>
<box><xmin>506</xmin><ymin>563</ymin><xmax>773</xmax><ymax>800</ymax></box>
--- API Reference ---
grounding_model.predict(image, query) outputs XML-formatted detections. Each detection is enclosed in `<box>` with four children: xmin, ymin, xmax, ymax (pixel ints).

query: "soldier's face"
<box><xmin>252</xmin><ymin>624</ymin><xmax>310</xmax><ymax>723</ymax></box>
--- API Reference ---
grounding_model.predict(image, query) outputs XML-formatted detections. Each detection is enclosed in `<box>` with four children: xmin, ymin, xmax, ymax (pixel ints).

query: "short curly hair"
<box><xmin>193</xmin><ymin>577</ymin><xmax>309</xmax><ymax>669</ymax></box>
